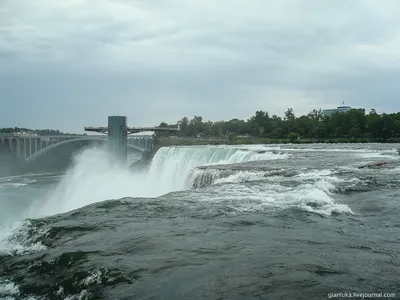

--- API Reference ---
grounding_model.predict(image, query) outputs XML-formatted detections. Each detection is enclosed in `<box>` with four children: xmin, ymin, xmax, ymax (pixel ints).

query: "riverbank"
<box><xmin>156</xmin><ymin>136</ymin><xmax>400</xmax><ymax>147</ymax></box>
<box><xmin>231</xmin><ymin>137</ymin><xmax>400</xmax><ymax>144</ymax></box>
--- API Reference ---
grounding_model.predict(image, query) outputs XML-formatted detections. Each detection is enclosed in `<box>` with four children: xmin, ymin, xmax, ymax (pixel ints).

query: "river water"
<box><xmin>0</xmin><ymin>144</ymin><xmax>399</xmax><ymax>300</ymax></box>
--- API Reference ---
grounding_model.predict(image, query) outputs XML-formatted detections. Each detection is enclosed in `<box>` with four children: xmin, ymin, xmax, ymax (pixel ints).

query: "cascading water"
<box><xmin>5</xmin><ymin>142</ymin><xmax>382</xmax><ymax>258</ymax></box>
<box><xmin>30</xmin><ymin>145</ymin><xmax>288</xmax><ymax>217</ymax></box>
<box><xmin>0</xmin><ymin>144</ymin><xmax>289</xmax><ymax>264</ymax></box>
<box><xmin>146</xmin><ymin>145</ymin><xmax>288</xmax><ymax>192</ymax></box>
<box><xmin>1</xmin><ymin>143</ymin><xmax>399</xmax><ymax>300</ymax></box>
<box><xmin>188</xmin><ymin>168</ymin><xmax>269</xmax><ymax>189</ymax></box>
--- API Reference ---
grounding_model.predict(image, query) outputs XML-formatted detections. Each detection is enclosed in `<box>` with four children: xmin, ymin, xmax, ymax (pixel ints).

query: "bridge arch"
<box><xmin>25</xmin><ymin>137</ymin><xmax>107</xmax><ymax>163</ymax></box>
<box><xmin>25</xmin><ymin>136</ymin><xmax>151</xmax><ymax>163</ymax></box>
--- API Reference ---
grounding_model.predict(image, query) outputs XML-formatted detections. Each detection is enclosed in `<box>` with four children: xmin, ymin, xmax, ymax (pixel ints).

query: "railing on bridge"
<box><xmin>0</xmin><ymin>132</ymin><xmax>39</xmax><ymax>137</ymax></box>
<box><xmin>84</xmin><ymin>127</ymin><xmax>108</xmax><ymax>134</ymax></box>
<box><xmin>84</xmin><ymin>126</ymin><xmax>179</xmax><ymax>134</ymax></box>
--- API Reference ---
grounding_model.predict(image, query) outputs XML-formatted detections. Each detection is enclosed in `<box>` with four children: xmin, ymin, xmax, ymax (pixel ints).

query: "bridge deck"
<box><xmin>1</xmin><ymin>118</ymin><xmax>179</xmax><ymax>163</ymax></box>
<box><xmin>84</xmin><ymin>126</ymin><xmax>179</xmax><ymax>134</ymax></box>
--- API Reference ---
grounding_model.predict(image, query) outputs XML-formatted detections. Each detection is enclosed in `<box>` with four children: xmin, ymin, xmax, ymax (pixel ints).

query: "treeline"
<box><xmin>157</xmin><ymin>108</ymin><xmax>400</xmax><ymax>142</ymax></box>
<box><xmin>0</xmin><ymin>127</ymin><xmax>78</xmax><ymax>136</ymax></box>
<box><xmin>3</xmin><ymin>108</ymin><xmax>400</xmax><ymax>142</ymax></box>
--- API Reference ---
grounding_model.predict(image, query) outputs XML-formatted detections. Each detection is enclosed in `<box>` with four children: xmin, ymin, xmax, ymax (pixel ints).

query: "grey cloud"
<box><xmin>0</xmin><ymin>0</ymin><xmax>400</xmax><ymax>132</ymax></box>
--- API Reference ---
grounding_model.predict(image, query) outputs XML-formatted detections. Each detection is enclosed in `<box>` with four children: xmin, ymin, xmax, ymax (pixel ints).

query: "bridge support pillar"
<box><xmin>29</xmin><ymin>138</ymin><xmax>32</xmax><ymax>158</ymax></box>
<box><xmin>21</xmin><ymin>138</ymin><xmax>25</xmax><ymax>159</ymax></box>
<box><xmin>15</xmin><ymin>138</ymin><xmax>20</xmax><ymax>159</ymax></box>
<box><xmin>108</xmin><ymin>116</ymin><xmax>127</xmax><ymax>164</ymax></box>
<box><xmin>24</xmin><ymin>138</ymin><xmax>28</xmax><ymax>159</ymax></box>
<box><xmin>9</xmin><ymin>138</ymin><xmax>14</xmax><ymax>153</ymax></box>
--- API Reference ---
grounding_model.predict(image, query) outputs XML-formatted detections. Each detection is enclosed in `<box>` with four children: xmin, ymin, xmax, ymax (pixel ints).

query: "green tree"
<box><xmin>296</xmin><ymin>116</ymin><xmax>313</xmax><ymax>138</ymax></box>
<box><xmin>284</xmin><ymin>108</ymin><xmax>296</xmax><ymax>134</ymax></box>
<box><xmin>288</xmin><ymin>132</ymin><xmax>299</xmax><ymax>142</ymax></box>
<box><xmin>177</xmin><ymin>117</ymin><xmax>190</xmax><ymax>136</ymax></box>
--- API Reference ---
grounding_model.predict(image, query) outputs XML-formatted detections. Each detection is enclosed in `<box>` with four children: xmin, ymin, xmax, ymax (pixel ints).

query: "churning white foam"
<box><xmin>187</xmin><ymin>170</ymin><xmax>354</xmax><ymax>216</ymax></box>
<box><xmin>147</xmin><ymin>146</ymin><xmax>287</xmax><ymax>193</ymax></box>
<box><xmin>0</xmin><ymin>279</ymin><xmax>20</xmax><ymax>300</ymax></box>
<box><xmin>178</xmin><ymin>165</ymin><xmax>354</xmax><ymax>216</ymax></box>
<box><xmin>0</xmin><ymin>144</ymin><xmax>358</xmax><ymax>263</ymax></box>
<box><xmin>32</xmin><ymin>145</ymin><xmax>287</xmax><ymax>217</ymax></box>
<box><xmin>2</xmin><ymin>145</ymin><xmax>286</xmax><ymax>258</ymax></box>
<box><xmin>0</xmin><ymin>220</ymin><xmax>47</xmax><ymax>256</ymax></box>
<box><xmin>213</xmin><ymin>171</ymin><xmax>266</xmax><ymax>185</ymax></box>
<box><xmin>0</xmin><ymin>278</ymin><xmax>41</xmax><ymax>300</ymax></box>
<box><xmin>0</xmin><ymin>176</ymin><xmax>36</xmax><ymax>188</ymax></box>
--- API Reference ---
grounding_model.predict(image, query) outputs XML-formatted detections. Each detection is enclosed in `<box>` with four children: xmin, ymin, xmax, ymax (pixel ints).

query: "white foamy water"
<box><xmin>147</xmin><ymin>146</ymin><xmax>288</xmax><ymax>193</ymax></box>
<box><xmin>0</xmin><ymin>144</ymin><xmax>373</xmax><ymax>261</ymax></box>
<box><xmin>0</xmin><ymin>278</ymin><xmax>40</xmax><ymax>300</ymax></box>
<box><xmin>0</xmin><ymin>178</ymin><xmax>36</xmax><ymax>188</ymax></box>
<box><xmin>184</xmin><ymin>167</ymin><xmax>354</xmax><ymax>216</ymax></box>
<box><xmin>0</xmin><ymin>220</ymin><xmax>47</xmax><ymax>256</ymax></box>
<box><xmin>213</xmin><ymin>171</ymin><xmax>267</xmax><ymax>185</ymax></box>
<box><xmin>0</xmin><ymin>279</ymin><xmax>20</xmax><ymax>300</ymax></box>
<box><xmin>0</xmin><ymin>221</ymin><xmax>47</xmax><ymax>298</ymax></box>
<box><xmin>29</xmin><ymin>145</ymin><xmax>287</xmax><ymax>217</ymax></box>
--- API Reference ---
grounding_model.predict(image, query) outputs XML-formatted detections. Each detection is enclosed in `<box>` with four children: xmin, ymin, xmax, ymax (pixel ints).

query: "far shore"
<box><xmin>155</xmin><ymin>136</ymin><xmax>400</xmax><ymax>147</ymax></box>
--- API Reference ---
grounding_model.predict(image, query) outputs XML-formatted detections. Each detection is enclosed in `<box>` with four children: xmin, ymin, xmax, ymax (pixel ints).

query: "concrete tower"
<box><xmin>107</xmin><ymin>116</ymin><xmax>127</xmax><ymax>163</ymax></box>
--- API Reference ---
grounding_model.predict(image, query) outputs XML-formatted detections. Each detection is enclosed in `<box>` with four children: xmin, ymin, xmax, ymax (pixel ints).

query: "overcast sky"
<box><xmin>1</xmin><ymin>0</ymin><xmax>400</xmax><ymax>133</ymax></box>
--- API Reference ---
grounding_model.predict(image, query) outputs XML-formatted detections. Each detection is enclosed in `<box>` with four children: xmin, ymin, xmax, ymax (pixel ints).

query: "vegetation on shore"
<box><xmin>2</xmin><ymin>108</ymin><xmax>400</xmax><ymax>144</ymax></box>
<box><xmin>0</xmin><ymin>128</ymin><xmax>79</xmax><ymax>135</ymax></box>
<box><xmin>157</xmin><ymin>108</ymin><xmax>400</xmax><ymax>143</ymax></box>
<box><xmin>157</xmin><ymin>136</ymin><xmax>400</xmax><ymax>146</ymax></box>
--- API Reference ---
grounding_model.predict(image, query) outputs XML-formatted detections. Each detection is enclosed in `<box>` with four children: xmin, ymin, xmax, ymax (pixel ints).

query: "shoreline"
<box><xmin>143</xmin><ymin>137</ymin><xmax>399</xmax><ymax>164</ymax></box>
<box><xmin>155</xmin><ymin>137</ymin><xmax>400</xmax><ymax>148</ymax></box>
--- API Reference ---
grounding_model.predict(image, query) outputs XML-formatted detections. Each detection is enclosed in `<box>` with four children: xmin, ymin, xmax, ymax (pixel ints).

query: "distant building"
<box><xmin>323</xmin><ymin>106</ymin><xmax>352</xmax><ymax>117</ymax></box>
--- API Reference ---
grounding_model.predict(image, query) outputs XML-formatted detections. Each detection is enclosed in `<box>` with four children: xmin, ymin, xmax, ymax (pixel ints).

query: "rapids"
<box><xmin>0</xmin><ymin>144</ymin><xmax>399</xmax><ymax>299</ymax></box>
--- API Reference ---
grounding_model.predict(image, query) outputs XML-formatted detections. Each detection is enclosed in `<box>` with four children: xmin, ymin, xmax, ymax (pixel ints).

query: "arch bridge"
<box><xmin>0</xmin><ymin>134</ymin><xmax>153</xmax><ymax>163</ymax></box>
<box><xmin>0</xmin><ymin>115</ymin><xmax>179</xmax><ymax>164</ymax></box>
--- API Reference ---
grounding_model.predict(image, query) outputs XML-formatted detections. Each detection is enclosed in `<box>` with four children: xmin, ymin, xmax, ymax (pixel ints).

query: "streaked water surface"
<box><xmin>1</xmin><ymin>143</ymin><xmax>399</xmax><ymax>299</ymax></box>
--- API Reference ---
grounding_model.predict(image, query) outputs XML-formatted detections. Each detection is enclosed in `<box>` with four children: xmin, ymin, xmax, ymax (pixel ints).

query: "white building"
<box><xmin>323</xmin><ymin>106</ymin><xmax>351</xmax><ymax>117</ymax></box>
